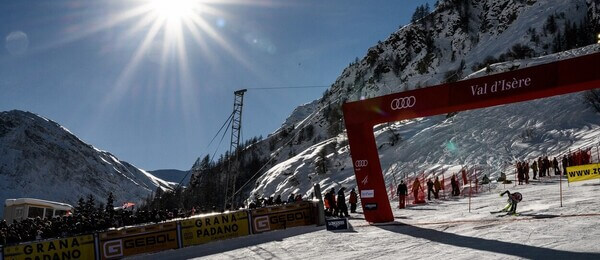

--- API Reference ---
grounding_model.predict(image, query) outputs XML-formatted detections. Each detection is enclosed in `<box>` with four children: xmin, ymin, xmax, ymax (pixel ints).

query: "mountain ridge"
<box><xmin>0</xmin><ymin>110</ymin><xmax>173</xmax><ymax>214</ymax></box>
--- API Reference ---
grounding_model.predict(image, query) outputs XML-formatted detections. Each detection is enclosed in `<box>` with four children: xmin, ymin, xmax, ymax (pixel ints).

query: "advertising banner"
<box><xmin>250</xmin><ymin>202</ymin><xmax>314</xmax><ymax>234</ymax></box>
<box><xmin>99</xmin><ymin>222</ymin><xmax>178</xmax><ymax>260</ymax></box>
<box><xmin>325</xmin><ymin>218</ymin><xmax>349</xmax><ymax>231</ymax></box>
<box><xmin>3</xmin><ymin>234</ymin><xmax>95</xmax><ymax>260</ymax></box>
<box><xmin>180</xmin><ymin>211</ymin><xmax>250</xmax><ymax>247</ymax></box>
<box><xmin>566</xmin><ymin>164</ymin><xmax>600</xmax><ymax>183</ymax></box>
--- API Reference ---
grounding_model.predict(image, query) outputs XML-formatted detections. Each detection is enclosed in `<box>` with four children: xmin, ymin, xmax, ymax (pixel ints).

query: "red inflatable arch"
<box><xmin>342</xmin><ymin>52</ymin><xmax>600</xmax><ymax>223</ymax></box>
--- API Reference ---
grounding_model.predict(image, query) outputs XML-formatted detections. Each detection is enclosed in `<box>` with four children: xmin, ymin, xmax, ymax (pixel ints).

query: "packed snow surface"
<box><xmin>130</xmin><ymin>178</ymin><xmax>600</xmax><ymax>259</ymax></box>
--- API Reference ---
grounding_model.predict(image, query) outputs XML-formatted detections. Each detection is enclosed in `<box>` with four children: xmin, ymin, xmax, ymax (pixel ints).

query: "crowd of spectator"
<box><xmin>0</xmin><ymin>194</ymin><xmax>203</xmax><ymax>246</ymax></box>
<box><xmin>323</xmin><ymin>187</ymin><xmax>357</xmax><ymax>218</ymax></box>
<box><xmin>513</xmin><ymin>149</ymin><xmax>594</xmax><ymax>185</ymax></box>
<box><xmin>248</xmin><ymin>192</ymin><xmax>313</xmax><ymax>209</ymax></box>
<box><xmin>1</xmin><ymin>190</ymin><xmax>323</xmax><ymax>246</ymax></box>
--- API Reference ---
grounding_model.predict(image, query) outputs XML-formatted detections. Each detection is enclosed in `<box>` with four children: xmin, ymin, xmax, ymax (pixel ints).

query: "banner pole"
<box><xmin>560</xmin><ymin>167</ymin><xmax>563</xmax><ymax>207</ymax></box>
<box><xmin>94</xmin><ymin>233</ymin><xmax>100</xmax><ymax>260</ymax></box>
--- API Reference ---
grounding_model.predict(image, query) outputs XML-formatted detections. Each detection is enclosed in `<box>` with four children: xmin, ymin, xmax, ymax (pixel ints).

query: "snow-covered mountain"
<box><xmin>188</xmin><ymin>0</ymin><xmax>600</xmax><ymax>205</ymax></box>
<box><xmin>149</xmin><ymin>169</ymin><xmax>190</xmax><ymax>184</ymax></box>
<box><xmin>0</xmin><ymin>110</ymin><xmax>174</xmax><ymax>214</ymax></box>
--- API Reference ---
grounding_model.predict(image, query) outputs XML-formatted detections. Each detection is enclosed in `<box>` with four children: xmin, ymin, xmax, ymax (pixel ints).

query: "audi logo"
<box><xmin>355</xmin><ymin>160</ymin><xmax>368</xmax><ymax>167</ymax></box>
<box><xmin>390</xmin><ymin>96</ymin><xmax>416</xmax><ymax>110</ymax></box>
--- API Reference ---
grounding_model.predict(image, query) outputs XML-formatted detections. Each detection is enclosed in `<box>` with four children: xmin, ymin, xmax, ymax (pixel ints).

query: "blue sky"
<box><xmin>0</xmin><ymin>0</ymin><xmax>435</xmax><ymax>170</ymax></box>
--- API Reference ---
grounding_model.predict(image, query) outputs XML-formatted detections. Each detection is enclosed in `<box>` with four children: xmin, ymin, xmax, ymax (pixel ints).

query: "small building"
<box><xmin>3</xmin><ymin>198</ymin><xmax>73</xmax><ymax>224</ymax></box>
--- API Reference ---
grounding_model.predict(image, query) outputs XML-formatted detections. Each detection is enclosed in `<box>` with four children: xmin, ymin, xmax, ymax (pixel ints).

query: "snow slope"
<box><xmin>0</xmin><ymin>110</ymin><xmax>174</xmax><ymax>214</ymax></box>
<box><xmin>149</xmin><ymin>169</ymin><xmax>190</xmax><ymax>184</ymax></box>
<box><xmin>131</xmin><ymin>179</ymin><xmax>600</xmax><ymax>259</ymax></box>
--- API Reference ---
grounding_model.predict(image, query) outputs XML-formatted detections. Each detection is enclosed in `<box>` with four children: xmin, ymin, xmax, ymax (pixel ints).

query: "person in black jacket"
<box><xmin>397</xmin><ymin>180</ymin><xmax>408</xmax><ymax>209</ymax></box>
<box><xmin>336</xmin><ymin>187</ymin><xmax>349</xmax><ymax>217</ymax></box>
<box><xmin>553</xmin><ymin>157</ymin><xmax>560</xmax><ymax>175</ymax></box>
<box><xmin>349</xmin><ymin>188</ymin><xmax>358</xmax><ymax>213</ymax></box>
<box><xmin>427</xmin><ymin>179</ymin><xmax>434</xmax><ymax>200</ymax></box>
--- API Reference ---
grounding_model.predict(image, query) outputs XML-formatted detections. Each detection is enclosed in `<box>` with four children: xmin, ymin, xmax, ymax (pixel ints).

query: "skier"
<box><xmin>397</xmin><ymin>180</ymin><xmax>408</xmax><ymax>209</ymax></box>
<box><xmin>349</xmin><ymin>188</ymin><xmax>358</xmax><ymax>213</ymax></box>
<box><xmin>499</xmin><ymin>190</ymin><xmax>522</xmax><ymax>215</ymax></box>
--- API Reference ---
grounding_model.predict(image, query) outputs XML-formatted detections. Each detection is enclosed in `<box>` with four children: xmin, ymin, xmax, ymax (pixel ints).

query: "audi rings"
<box><xmin>390</xmin><ymin>96</ymin><xmax>416</xmax><ymax>110</ymax></box>
<box><xmin>355</xmin><ymin>160</ymin><xmax>368</xmax><ymax>167</ymax></box>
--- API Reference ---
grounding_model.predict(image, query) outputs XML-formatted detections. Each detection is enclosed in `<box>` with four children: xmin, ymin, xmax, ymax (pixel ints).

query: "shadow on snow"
<box><xmin>378</xmin><ymin>223</ymin><xmax>600</xmax><ymax>259</ymax></box>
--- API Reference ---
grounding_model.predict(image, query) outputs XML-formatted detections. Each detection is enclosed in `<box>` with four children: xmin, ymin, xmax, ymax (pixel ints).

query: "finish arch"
<box><xmin>342</xmin><ymin>52</ymin><xmax>600</xmax><ymax>223</ymax></box>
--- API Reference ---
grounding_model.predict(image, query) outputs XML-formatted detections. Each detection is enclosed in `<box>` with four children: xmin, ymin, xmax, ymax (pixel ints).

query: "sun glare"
<box><xmin>93</xmin><ymin>0</ymin><xmax>272</xmax><ymax>111</ymax></box>
<box><xmin>151</xmin><ymin>0</ymin><xmax>198</xmax><ymax>21</ymax></box>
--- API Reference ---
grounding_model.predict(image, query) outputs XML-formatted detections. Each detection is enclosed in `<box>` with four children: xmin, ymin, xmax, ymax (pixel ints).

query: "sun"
<box><xmin>94</xmin><ymin>0</ymin><xmax>267</xmax><ymax>108</ymax></box>
<box><xmin>150</xmin><ymin>0</ymin><xmax>199</xmax><ymax>22</ymax></box>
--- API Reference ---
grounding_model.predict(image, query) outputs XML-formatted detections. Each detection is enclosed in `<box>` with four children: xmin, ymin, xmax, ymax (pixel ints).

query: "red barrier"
<box><xmin>343</xmin><ymin>52</ymin><xmax>600</xmax><ymax>223</ymax></box>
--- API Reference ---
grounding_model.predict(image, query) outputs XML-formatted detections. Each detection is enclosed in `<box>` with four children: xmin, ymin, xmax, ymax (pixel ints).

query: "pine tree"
<box><xmin>545</xmin><ymin>14</ymin><xmax>557</xmax><ymax>34</ymax></box>
<box><xmin>315</xmin><ymin>147</ymin><xmax>328</xmax><ymax>175</ymax></box>
<box><xmin>105</xmin><ymin>192</ymin><xmax>115</xmax><ymax>216</ymax></box>
<box><xmin>75</xmin><ymin>197</ymin><xmax>85</xmax><ymax>215</ymax></box>
<box><xmin>85</xmin><ymin>194</ymin><xmax>96</xmax><ymax>216</ymax></box>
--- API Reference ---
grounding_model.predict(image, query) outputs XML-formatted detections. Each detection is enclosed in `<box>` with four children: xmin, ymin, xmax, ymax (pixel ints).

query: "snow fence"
<box><xmin>1</xmin><ymin>201</ymin><xmax>319</xmax><ymax>260</ymax></box>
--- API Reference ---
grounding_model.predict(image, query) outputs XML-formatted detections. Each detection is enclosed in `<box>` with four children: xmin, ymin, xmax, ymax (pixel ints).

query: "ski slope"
<box><xmin>129</xmin><ymin>178</ymin><xmax>600</xmax><ymax>259</ymax></box>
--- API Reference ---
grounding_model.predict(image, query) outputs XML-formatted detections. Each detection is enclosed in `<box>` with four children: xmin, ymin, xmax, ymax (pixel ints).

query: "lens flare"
<box><xmin>446</xmin><ymin>141</ymin><xmax>457</xmax><ymax>152</ymax></box>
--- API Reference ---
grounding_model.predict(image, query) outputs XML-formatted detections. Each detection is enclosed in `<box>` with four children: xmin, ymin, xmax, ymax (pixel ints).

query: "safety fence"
<box><xmin>1</xmin><ymin>201</ymin><xmax>318</xmax><ymax>260</ymax></box>
<box><xmin>389</xmin><ymin>166</ymin><xmax>489</xmax><ymax>204</ymax></box>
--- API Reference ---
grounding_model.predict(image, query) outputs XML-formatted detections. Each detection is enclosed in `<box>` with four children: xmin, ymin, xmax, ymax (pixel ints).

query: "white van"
<box><xmin>3</xmin><ymin>198</ymin><xmax>73</xmax><ymax>224</ymax></box>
